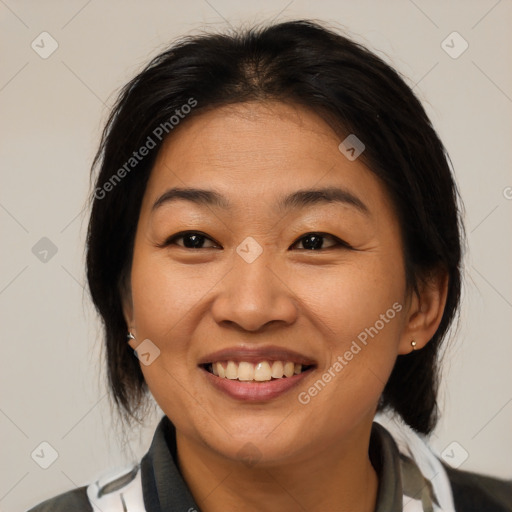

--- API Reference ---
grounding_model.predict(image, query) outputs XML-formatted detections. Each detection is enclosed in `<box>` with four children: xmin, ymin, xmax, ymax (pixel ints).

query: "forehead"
<box><xmin>141</xmin><ymin>101</ymin><xmax>390</xmax><ymax>216</ymax></box>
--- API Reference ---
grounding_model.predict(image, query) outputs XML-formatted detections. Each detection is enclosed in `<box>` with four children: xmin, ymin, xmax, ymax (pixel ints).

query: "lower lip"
<box><xmin>200</xmin><ymin>366</ymin><xmax>314</xmax><ymax>401</ymax></box>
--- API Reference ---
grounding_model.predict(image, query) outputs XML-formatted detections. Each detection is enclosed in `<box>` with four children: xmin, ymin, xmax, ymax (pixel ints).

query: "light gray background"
<box><xmin>1</xmin><ymin>1</ymin><xmax>511</xmax><ymax>510</ymax></box>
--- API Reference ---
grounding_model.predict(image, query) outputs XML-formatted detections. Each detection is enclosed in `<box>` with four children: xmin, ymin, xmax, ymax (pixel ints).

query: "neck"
<box><xmin>176</xmin><ymin>422</ymin><xmax>379</xmax><ymax>512</ymax></box>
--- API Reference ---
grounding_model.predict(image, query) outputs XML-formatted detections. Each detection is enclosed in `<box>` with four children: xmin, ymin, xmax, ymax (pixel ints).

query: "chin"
<box><xmin>196</xmin><ymin>414</ymin><xmax>308</xmax><ymax>463</ymax></box>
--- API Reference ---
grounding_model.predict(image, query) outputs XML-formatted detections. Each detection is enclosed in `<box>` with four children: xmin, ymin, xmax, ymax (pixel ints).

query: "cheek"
<box><xmin>289</xmin><ymin>256</ymin><xmax>405</xmax><ymax>415</ymax></box>
<box><xmin>128</xmin><ymin>249</ymin><xmax>227</xmax><ymax>408</ymax></box>
<box><xmin>130</xmin><ymin>248</ymin><xmax>215</xmax><ymax>341</ymax></box>
<box><xmin>290</xmin><ymin>252</ymin><xmax>405</xmax><ymax>340</ymax></box>
<box><xmin>129</xmin><ymin>253</ymin><xmax>202</xmax><ymax>426</ymax></box>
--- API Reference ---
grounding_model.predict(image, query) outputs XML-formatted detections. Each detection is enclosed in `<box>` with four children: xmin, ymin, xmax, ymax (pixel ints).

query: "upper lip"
<box><xmin>198</xmin><ymin>345</ymin><xmax>317</xmax><ymax>366</ymax></box>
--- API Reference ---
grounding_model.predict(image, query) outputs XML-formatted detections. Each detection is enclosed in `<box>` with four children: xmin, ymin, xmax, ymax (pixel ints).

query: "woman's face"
<box><xmin>125</xmin><ymin>101</ymin><xmax>415</xmax><ymax>464</ymax></box>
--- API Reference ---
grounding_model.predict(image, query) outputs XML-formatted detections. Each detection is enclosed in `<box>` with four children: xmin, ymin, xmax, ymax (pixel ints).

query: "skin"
<box><xmin>123</xmin><ymin>101</ymin><xmax>448</xmax><ymax>512</ymax></box>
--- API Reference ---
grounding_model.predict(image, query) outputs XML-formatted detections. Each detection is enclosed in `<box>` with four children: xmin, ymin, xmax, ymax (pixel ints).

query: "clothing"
<box><xmin>27</xmin><ymin>415</ymin><xmax>512</xmax><ymax>511</ymax></box>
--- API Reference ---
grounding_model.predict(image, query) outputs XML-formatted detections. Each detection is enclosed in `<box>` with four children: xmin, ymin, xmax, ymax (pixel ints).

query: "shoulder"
<box><xmin>27</xmin><ymin>486</ymin><xmax>92</xmax><ymax>512</ymax></box>
<box><xmin>443</xmin><ymin>462</ymin><xmax>512</xmax><ymax>512</ymax></box>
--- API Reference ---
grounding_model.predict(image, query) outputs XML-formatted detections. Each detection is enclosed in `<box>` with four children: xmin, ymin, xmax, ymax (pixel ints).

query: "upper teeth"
<box><xmin>210</xmin><ymin>361</ymin><xmax>304</xmax><ymax>381</ymax></box>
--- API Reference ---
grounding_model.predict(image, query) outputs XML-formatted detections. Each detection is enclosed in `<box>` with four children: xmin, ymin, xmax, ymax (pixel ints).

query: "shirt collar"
<box><xmin>141</xmin><ymin>416</ymin><xmax>404</xmax><ymax>512</ymax></box>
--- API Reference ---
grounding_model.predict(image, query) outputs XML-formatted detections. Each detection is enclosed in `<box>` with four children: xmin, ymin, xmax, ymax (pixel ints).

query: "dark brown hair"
<box><xmin>86</xmin><ymin>19</ymin><xmax>464</xmax><ymax>435</ymax></box>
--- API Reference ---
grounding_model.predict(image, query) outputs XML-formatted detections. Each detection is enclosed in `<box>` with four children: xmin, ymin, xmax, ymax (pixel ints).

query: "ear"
<box><xmin>119</xmin><ymin>275</ymin><xmax>137</xmax><ymax>349</ymax></box>
<box><xmin>398</xmin><ymin>268</ymin><xmax>449</xmax><ymax>355</ymax></box>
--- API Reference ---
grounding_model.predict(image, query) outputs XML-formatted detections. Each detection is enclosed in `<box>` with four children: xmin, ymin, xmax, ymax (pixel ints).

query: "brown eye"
<box><xmin>290</xmin><ymin>233</ymin><xmax>351</xmax><ymax>251</ymax></box>
<box><xmin>162</xmin><ymin>231</ymin><xmax>220</xmax><ymax>249</ymax></box>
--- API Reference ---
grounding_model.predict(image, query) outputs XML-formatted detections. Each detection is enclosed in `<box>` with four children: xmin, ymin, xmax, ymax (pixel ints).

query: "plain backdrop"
<box><xmin>1</xmin><ymin>1</ymin><xmax>511</xmax><ymax>510</ymax></box>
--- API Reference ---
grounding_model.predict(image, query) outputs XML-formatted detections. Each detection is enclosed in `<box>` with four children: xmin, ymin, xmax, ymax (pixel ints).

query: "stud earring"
<box><xmin>411</xmin><ymin>339</ymin><xmax>417</xmax><ymax>351</ymax></box>
<box><xmin>127</xmin><ymin>332</ymin><xmax>135</xmax><ymax>341</ymax></box>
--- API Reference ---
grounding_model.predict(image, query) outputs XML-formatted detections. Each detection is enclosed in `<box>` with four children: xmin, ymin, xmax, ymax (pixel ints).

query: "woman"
<box><xmin>29</xmin><ymin>19</ymin><xmax>511</xmax><ymax>512</ymax></box>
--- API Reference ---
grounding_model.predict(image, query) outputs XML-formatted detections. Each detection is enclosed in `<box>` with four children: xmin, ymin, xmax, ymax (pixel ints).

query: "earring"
<box><xmin>127</xmin><ymin>332</ymin><xmax>135</xmax><ymax>341</ymax></box>
<box><xmin>411</xmin><ymin>339</ymin><xmax>417</xmax><ymax>351</ymax></box>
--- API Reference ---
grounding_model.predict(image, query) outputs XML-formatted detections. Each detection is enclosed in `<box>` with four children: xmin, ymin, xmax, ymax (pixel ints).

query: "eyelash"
<box><xmin>158</xmin><ymin>231</ymin><xmax>353</xmax><ymax>251</ymax></box>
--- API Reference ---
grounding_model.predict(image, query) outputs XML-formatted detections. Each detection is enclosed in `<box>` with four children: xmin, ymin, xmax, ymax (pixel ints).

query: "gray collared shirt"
<box><xmin>28</xmin><ymin>416</ymin><xmax>512</xmax><ymax>511</ymax></box>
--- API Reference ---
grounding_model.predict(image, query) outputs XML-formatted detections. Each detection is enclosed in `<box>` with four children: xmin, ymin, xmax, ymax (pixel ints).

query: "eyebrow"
<box><xmin>152</xmin><ymin>186</ymin><xmax>369</xmax><ymax>215</ymax></box>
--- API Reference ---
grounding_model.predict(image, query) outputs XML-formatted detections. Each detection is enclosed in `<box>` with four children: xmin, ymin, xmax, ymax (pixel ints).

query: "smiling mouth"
<box><xmin>201</xmin><ymin>360</ymin><xmax>315</xmax><ymax>382</ymax></box>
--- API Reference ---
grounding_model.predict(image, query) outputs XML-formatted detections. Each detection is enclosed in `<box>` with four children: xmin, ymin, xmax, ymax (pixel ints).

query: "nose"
<box><xmin>210</xmin><ymin>249</ymin><xmax>299</xmax><ymax>332</ymax></box>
